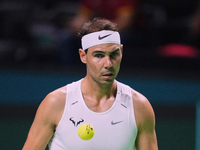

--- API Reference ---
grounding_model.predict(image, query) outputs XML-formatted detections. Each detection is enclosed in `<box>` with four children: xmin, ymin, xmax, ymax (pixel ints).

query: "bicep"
<box><xmin>23</xmin><ymin>118</ymin><xmax>54</xmax><ymax>150</ymax></box>
<box><xmin>22</xmin><ymin>97</ymin><xmax>57</xmax><ymax>150</ymax></box>
<box><xmin>135</xmin><ymin>129</ymin><xmax>158</xmax><ymax>150</ymax></box>
<box><xmin>133</xmin><ymin>91</ymin><xmax>158</xmax><ymax>150</ymax></box>
<box><xmin>135</xmin><ymin>113</ymin><xmax>158</xmax><ymax>150</ymax></box>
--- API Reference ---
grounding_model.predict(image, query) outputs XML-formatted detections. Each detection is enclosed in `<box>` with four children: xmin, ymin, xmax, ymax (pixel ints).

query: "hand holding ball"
<box><xmin>78</xmin><ymin>123</ymin><xmax>95</xmax><ymax>140</ymax></box>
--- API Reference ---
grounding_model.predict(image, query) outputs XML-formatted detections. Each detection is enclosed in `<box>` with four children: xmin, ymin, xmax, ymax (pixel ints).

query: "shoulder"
<box><xmin>37</xmin><ymin>86</ymin><xmax>67</xmax><ymax>126</ymax></box>
<box><xmin>45</xmin><ymin>86</ymin><xmax>67</xmax><ymax>103</ymax></box>
<box><xmin>130</xmin><ymin>88</ymin><xmax>155</xmax><ymax>129</ymax></box>
<box><xmin>43</xmin><ymin>86</ymin><xmax>67</xmax><ymax>109</ymax></box>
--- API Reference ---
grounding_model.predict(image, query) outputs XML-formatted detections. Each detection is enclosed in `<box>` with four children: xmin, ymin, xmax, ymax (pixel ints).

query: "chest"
<box><xmin>83</xmin><ymin>98</ymin><xmax>115</xmax><ymax>113</ymax></box>
<box><xmin>51</xmin><ymin>97</ymin><xmax>137</xmax><ymax>150</ymax></box>
<box><xmin>49</xmin><ymin>82</ymin><xmax>137</xmax><ymax>150</ymax></box>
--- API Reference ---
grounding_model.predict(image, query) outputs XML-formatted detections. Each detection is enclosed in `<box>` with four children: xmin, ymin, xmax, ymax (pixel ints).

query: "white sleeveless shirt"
<box><xmin>48</xmin><ymin>79</ymin><xmax>137</xmax><ymax>150</ymax></box>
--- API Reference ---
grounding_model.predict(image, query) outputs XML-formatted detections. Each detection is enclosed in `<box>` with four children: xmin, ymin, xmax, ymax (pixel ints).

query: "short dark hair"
<box><xmin>78</xmin><ymin>18</ymin><xmax>119</xmax><ymax>38</ymax></box>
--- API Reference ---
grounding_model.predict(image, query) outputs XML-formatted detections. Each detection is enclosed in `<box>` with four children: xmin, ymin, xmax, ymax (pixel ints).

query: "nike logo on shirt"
<box><xmin>111</xmin><ymin>120</ymin><xmax>123</xmax><ymax>125</ymax></box>
<box><xmin>98</xmin><ymin>34</ymin><xmax>112</xmax><ymax>40</ymax></box>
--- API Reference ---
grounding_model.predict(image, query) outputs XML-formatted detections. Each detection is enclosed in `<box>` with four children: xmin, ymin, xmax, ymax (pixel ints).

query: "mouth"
<box><xmin>102</xmin><ymin>72</ymin><xmax>114</xmax><ymax>79</ymax></box>
<box><xmin>103</xmin><ymin>72</ymin><xmax>113</xmax><ymax>76</ymax></box>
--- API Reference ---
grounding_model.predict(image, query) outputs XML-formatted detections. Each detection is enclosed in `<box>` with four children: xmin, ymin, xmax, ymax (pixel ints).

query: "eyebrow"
<box><xmin>92</xmin><ymin>51</ymin><xmax>104</xmax><ymax>54</ymax></box>
<box><xmin>92</xmin><ymin>48</ymin><xmax>120</xmax><ymax>55</ymax></box>
<box><xmin>112</xmin><ymin>49</ymin><xmax>120</xmax><ymax>53</ymax></box>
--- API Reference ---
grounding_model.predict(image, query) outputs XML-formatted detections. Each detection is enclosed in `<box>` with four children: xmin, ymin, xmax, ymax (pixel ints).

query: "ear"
<box><xmin>120</xmin><ymin>44</ymin><xmax>123</xmax><ymax>55</ymax></box>
<box><xmin>79</xmin><ymin>48</ymin><xmax>87</xmax><ymax>64</ymax></box>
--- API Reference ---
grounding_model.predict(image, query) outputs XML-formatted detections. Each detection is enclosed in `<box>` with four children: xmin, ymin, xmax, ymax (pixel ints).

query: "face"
<box><xmin>79</xmin><ymin>43</ymin><xmax>123</xmax><ymax>85</ymax></box>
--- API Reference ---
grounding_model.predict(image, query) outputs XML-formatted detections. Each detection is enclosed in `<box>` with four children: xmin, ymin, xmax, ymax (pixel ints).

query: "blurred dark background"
<box><xmin>0</xmin><ymin>0</ymin><xmax>200</xmax><ymax>149</ymax></box>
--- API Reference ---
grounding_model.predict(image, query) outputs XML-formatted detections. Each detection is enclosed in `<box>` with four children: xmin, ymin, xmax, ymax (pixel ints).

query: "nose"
<box><xmin>104</xmin><ymin>56</ymin><xmax>112</xmax><ymax>68</ymax></box>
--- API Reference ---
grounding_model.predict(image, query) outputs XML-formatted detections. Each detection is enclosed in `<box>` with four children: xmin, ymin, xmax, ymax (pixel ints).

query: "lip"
<box><xmin>102</xmin><ymin>72</ymin><xmax>114</xmax><ymax>79</ymax></box>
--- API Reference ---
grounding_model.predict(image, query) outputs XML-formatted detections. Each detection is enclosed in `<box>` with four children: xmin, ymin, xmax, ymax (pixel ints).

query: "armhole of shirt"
<box><xmin>54</xmin><ymin>85</ymin><xmax>68</xmax><ymax>133</ymax></box>
<box><xmin>129</xmin><ymin>87</ymin><xmax>138</xmax><ymax>135</ymax></box>
<box><xmin>117</xmin><ymin>81</ymin><xmax>138</xmax><ymax>134</ymax></box>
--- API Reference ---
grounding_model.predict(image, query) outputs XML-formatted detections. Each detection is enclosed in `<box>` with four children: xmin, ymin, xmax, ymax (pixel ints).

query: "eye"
<box><xmin>110</xmin><ymin>50</ymin><xmax>120</xmax><ymax>58</ymax></box>
<box><xmin>94</xmin><ymin>54</ymin><xmax>104</xmax><ymax>58</ymax></box>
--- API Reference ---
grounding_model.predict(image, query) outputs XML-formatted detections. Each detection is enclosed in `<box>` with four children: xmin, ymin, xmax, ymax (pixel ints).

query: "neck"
<box><xmin>81</xmin><ymin>76</ymin><xmax>117</xmax><ymax>101</ymax></box>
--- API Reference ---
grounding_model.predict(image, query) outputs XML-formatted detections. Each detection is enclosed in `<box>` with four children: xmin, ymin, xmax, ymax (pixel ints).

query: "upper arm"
<box><xmin>132</xmin><ymin>90</ymin><xmax>158</xmax><ymax>150</ymax></box>
<box><xmin>22</xmin><ymin>87</ymin><xmax>66</xmax><ymax>150</ymax></box>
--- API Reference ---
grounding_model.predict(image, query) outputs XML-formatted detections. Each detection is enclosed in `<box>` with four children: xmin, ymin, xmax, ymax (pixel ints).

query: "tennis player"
<box><xmin>22</xmin><ymin>18</ymin><xmax>158</xmax><ymax>150</ymax></box>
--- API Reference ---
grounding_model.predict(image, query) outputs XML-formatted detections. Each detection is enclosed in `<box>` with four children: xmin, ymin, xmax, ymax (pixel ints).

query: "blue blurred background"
<box><xmin>0</xmin><ymin>0</ymin><xmax>200</xmax><ymax>149</ymax></box>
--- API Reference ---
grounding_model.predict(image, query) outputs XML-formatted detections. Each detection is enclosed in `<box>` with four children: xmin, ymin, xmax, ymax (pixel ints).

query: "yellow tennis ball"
<box><xmin>78</xmin><ymin>123</ymin><xmax>95</xmax><ymax>140</ymax></box>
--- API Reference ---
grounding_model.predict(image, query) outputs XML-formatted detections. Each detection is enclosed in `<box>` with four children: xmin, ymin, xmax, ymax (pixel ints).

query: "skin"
<box><xmin>22</xmin><ymin>43</ymin><xmax>158</xmax><ymax>150</ymax></box>
<box><xmin>79</xmin><ymin>44</ymin><xmax>122</xmax><ymax>112</ymax></box>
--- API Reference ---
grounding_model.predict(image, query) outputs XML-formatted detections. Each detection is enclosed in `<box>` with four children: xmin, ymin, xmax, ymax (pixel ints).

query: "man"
<box><xmin>23</xmin><ymin>18</ymin><xmax>158</xmax><ymax>150</ymax></box>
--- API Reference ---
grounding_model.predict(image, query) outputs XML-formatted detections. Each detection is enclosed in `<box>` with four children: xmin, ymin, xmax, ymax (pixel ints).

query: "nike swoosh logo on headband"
<box><xmin>98</xmin><ymin>34</ymin><xmax>112</xmax><ymax>40</ymax></box>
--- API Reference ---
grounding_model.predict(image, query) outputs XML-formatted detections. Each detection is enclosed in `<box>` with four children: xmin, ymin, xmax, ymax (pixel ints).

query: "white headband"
<box><xmin>81</xmin><ymin>30</ymin><xmax>121</xmax><ymax>50</ymax></box>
